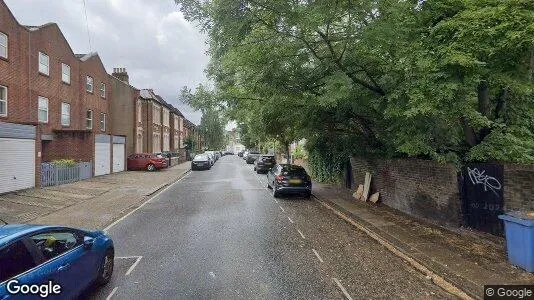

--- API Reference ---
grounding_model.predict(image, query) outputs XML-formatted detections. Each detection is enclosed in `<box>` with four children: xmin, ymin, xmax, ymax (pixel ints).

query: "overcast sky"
<box><xmin>5</xmin><ymin>0</ymin><xmax>208</xmax><ymax>124</ymax></box>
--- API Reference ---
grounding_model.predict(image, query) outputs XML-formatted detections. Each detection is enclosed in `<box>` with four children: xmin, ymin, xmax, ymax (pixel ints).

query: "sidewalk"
<box><xmin>312</xmin><ymin>182</ymin><xmax>534</xmax><ymax>299</ymax></box>
<box><xmin>0</xmin><ymin>162</ymin><xmax>190</xmax><ymax>230</ymax></box>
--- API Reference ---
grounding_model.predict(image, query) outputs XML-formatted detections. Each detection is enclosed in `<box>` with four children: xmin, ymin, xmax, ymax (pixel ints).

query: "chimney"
<box><xmin>112</xmin><ymin>67</ymin><xmax>129</xmax><ymax>84</ymax></box>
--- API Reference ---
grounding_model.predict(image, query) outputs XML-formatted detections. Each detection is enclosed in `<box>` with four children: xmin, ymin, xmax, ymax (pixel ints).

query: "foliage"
<box><xmin>292</xmin><ymin>144</ymin><xmax>307</xmax><ymax>160</ymax></box>
<box><xmin>184</xmin><ymin>135</ymin><xmax>195</xmax><ymax>151</ymax></box>
<box><xmin>51</xmin><ymin>159</ymin><xmax>77</xmax><ymax>167</ymax></box>
<box><xmin>180</xmin><ymin>86</ymin><xmax>227</xmax><ymax>150</ymax></box>
<box><xmin>175</xmin><ymin>0</ymin><xmax>534</xmax><ymax>181</ymax></box>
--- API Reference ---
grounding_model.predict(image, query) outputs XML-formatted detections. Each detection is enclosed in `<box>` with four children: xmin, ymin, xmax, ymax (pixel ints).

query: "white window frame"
<box><xmin>137</xmin><ymin>101</ymin><xmax>142</xmax><ymax>123</ymax></box>
<box><xmin>100</xmin><ymin>113</ymin><xmax>106</xmax><ymax>132</ymax></box>
<box><xmin>100</xmin><ymin>82</ymin><xmax>106</xmax><ymax>98</ymax></box>
<box><xmin>38</xmin><ymin>96</ymin><xmax>49</xmax><ymax>123</ymax></box>
<box><xmin>0</xmin><ymin>85</ymin><xmax>7</xmax><ymax>117</ymax></box>
<box><xmin>39</xmin><ymin>52</ymin><xmax>49</xmax><ymax>75</ymax></box>
<box><xmin>86</xmin><ymin>110</ymin><xmax>93</xmax><ymax>129</ymax></box>
<box><xmin>86</xmin><ymin>76</ymin><xmax>93</xmax><ymax>93</ymax></box>
<box><xmin>61</xmin><ymin>63</ymin><xmax>70</xmax><ymax>84</ymax></box>
<box><xmin>0</xmin><ymin>32</ymin><xmax>7</xmax><ymax>59</ymax></box>
<box><xmin>61</xmin><ymin>102</ymin><xmax>70</xmax><ymax>126</ymax></box>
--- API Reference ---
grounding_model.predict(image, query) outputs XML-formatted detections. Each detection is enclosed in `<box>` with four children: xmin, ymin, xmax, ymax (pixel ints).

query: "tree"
<box><xmin>174</xmin><ymin>0</ymin><xmax>534</xmax><ymax>181</ymax></box>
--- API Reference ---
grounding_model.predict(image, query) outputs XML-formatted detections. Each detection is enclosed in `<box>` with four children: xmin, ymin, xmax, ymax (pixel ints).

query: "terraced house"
<box><xmin>0</xmin><ymin>0</ymin><xmax>198</xmax><ymax>194</ymax></box>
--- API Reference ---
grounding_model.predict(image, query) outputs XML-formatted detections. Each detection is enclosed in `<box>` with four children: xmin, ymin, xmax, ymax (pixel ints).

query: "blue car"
<box><xmin>0</xmin><ymin>224</ymin><xmax>114</xmax><ymax>299</ymax></box>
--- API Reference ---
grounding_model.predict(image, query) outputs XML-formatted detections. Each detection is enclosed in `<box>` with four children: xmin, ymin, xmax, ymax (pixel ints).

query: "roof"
<box><xmin>74</xmin><ymin>52</ymin><xmax>99</xmax><ymax>62</ymax></box>
<box><xmin>139</xmin><ymin>89</ymin><xmax>184</xmax><ymax>116</ymax></box>
<box><xmin>24</xmin><ymin>23</ymin><xmax>56</xmax><ymax>31</ymax></box>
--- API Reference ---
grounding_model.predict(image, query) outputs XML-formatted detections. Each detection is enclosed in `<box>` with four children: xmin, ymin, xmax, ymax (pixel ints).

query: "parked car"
<box><xmin>204</xmin><ymin>152</ymin><xmax>215</xmax><ymax>166</ymax></box>
<box><xmin>225</xmin><ymin>150</ymin><xmax>234</xmax><ymax>155</ymax></box>
<box><xmin>127</xmin><ymin>153</ymin><xmax>167</xmax><ymax>171</ymax></box>
<box><xmin>0</xmin><ymin>224</ymin><xmax>114</xmax><ymax>298</ymax></box>
<box><xmin>237</xmin><ymin>150</ymin><xmax>245</xmax><ymax>157</ymax></box>
<box><xmin>267</xmin><ymin>164</ymin><xmax>312</xmax><ymax>198</ymax></box>
<box><xmin>242</xmin><ymin>150</ymin><xmax>250</xmax><ymax>160</ymax></box>
<box><xmin>205</xmin><ymin>151</ymin><xmax>217</xmax><ymax>163</ymax></box>
<box><xmin>191</xmin><ymin>154</ymin><xmax>211</xmax><ymax>170</ymax></box>
<box><xmin>245</xmin><ymin>152</ymin><xmax>261</xmax><ymax>164</ymax></box>
<box><xmin>254</xmin><ymin>155</ymin><xmax>276</xmax><ymax>173</ymax></box>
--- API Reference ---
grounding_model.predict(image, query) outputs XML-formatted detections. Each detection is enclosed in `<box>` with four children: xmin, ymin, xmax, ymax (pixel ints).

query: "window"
<box><xmin>137</xmin><ymin>101</ymin><xmax>142</xmax><ymax>122</ymax></box>
<box><xmin>100</xmin><ymin>113</ymin><xmax>106</xmax><ymax>131</ymax></box>
<box><xmin>86</xmin><ymin>76</ymin><xmax>93</xmax><ymax>92</ymax></box>
<box><xmin>30</xmin><ymin>231</ymin><xmax>81</xmax><ymax>261</ymax></box>
<box><xmin>0</xmin><ymin>85</ymin><xmax>6</xmax><ymax>117</ymax></box>
<box><xmin>0</xmin><ymin>241</ymin><xmax>37</xmax><ymax>283</ymax></box>
<box><xmin>152</xmin><ymin>104</ymin><xmax>161</xmax><ymax>124</ymax></box>
<box><xmin>61</xmin><ymin>102</ymin><xmax>70</xmax><ymax>126</ymax></box>
<box><xmin>38</xmin><ymin>96</ymin><xmax>48</xmax><ymax>123</ymax></box>
<box><xmin>0</xmin><ymin>32</ymin><xmax>7</xmax><ymax>59</ymax></box>
<box><xmin>39</xmin><ymin>52</ymin><xmax>49</xmax><ymax>75</ymax></box>
<box><xmin>100</xmin><ymin>83</ymin><xmax>106</xmax><ymax>98</ymax></box>
<box><xmin>61</xmin><ymin>63</ymin><xmax>70</xmax><ymax>84</ymax></box>
<box><xmin>86</xmin><ymin>110</ymin><xmax>93</xmax><ymax>129</ymax></box>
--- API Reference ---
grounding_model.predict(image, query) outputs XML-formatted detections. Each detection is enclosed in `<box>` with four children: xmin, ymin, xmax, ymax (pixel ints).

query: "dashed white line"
<box><xmin>288</xmin><ymin>216</ymin><xmax>294</xmax><ymax>223</ymax></box>
<box><xmin>297</xmin><ymin>229</ymin><xmax>306</xmax><ymax>239</ymax></box>
<box><xmin>106</xmin><ymin>287</ymin><xmax>118</xmax><ymax>300</ymax></box>
<box><xmin>279</xmin><ymin>205</ymin><xmax>285</xmax><ymax>212</ymax></box>
<box><xmin>333</xmin><ymin>278</ymin><xmax>353</xmax><ymax>300</ymax></box>
<box><xmin>125</xmin><ymin>256</ymin><xmax>143</xmax><ymax>276</ymax></box>
<box><xmin>312</xmin><ymin>249</ymin><xmax>324</xmax><ymax>263</ymax></box>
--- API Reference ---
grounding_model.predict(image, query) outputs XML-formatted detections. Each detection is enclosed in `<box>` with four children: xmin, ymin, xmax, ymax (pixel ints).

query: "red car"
<box><xmin>127</xmin><ymin>153</ymin><xmax>167</xmax><ymax>171</ymax></box>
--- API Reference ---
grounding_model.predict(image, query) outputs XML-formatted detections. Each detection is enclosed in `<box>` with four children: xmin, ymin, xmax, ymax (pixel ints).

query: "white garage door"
<box><xmin>95</xmin><ymin>142</ymin><xmax>111</xmax><ymax>176</ymax></box>
<box><xmin>0</xmin><ymin>138</ymin><xmax>35</xmax><ymax>194</ymax></box>
<box><xmin>113</xmin><ymin>143</ymin><xmax>125</xmax><ymax>173</ymax></box>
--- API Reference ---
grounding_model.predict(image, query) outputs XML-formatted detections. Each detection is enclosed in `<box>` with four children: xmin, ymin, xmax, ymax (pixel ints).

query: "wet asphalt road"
<box><xmin>95</xmin><ymin>155</ymin><xmax>454</xmax><ymax>299</ymax></box>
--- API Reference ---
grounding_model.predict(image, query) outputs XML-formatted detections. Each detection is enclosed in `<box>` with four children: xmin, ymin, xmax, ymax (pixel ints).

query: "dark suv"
<box><xmin>245</xmin><ymin>151</ymin><xmax>260</xmax><ymax>164</ymax></box>
<box><xmin>254</xmin><ymin>155</ymin><xmax>276</xmax><ymax>173</ymax></box>
<box><xmin>267</xmin><ymin>164</ymin><xmax>312</xmax><ymax>198</ymax></box>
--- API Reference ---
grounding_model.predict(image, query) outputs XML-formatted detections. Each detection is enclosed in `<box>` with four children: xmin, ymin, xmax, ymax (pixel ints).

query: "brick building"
<box><xmin>110</xmin><ymin>68</ymin><xmax>139</xmax><ymax>160</ymax></box>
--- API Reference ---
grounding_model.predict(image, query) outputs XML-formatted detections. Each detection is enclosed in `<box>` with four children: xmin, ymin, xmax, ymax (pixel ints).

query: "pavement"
<box><xmin>90</xmin><ymin>155</ymin><xmax>456</xmax><ymax>299</ymax></box>
<box><xmin>311</xmin><ymin>183</ymin><xmax>534</xmax><ymax>299</ymax></box>
<box><xmin>0</xmin><ymin>161</ymin><xmax>191</xmax><ymax>229</ymax></box>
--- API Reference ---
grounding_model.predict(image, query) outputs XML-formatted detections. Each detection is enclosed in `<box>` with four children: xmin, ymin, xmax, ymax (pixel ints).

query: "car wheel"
<box><xmin>304</xmin><ymin>192</ymin><xmax>311</xmax><ymax>199</ymax></box>
<box><xmin>254</xmin><ymin>167</ymin><xmax>256</xmax><ymax>171</ymax></box>
<box><xmin>147</xmin><ymin>164</ymin><xmax>156</xmax><ymax>172</ymax></box>
<box><xmin>96</xmin><ymin>248</ymin><xmax>114</xmax><ymax>286</ymax></box>
<box><xmin>267</xmin><ymin>180</ymin><xmax>272</xmax><ymax>189</ymax></box>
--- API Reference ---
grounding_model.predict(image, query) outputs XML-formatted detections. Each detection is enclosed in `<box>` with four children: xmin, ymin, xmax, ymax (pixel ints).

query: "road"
<box><xmin>90</xmin><ymin>155</ymin><xmax>454</xmax><ymax>299</ymax></box>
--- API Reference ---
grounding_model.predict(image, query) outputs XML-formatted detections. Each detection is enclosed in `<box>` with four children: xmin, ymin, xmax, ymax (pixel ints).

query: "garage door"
<box><xmin>0</xmin><ymin>122</ymin><xmax>36</xmax><ymax>194</ymax></box>
<box><xmin>95</xmin><ymin>135</ymin><xmax>111</xmax><ymax>176</ymax></box>
<box><xmin>113</xmin><ymin>143</ymin><xmax>125</xmax><ymax>173</ymax></box>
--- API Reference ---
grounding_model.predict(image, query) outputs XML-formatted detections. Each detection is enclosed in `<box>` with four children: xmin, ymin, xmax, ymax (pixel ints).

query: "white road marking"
<box><xmin>274</xmin><ymin>199</ymin><xmax>278</xmax><ymax>203</ymax></box>
<box><xmin>297</xmin><ymin>229</ymin><xmax>306</xmax><ymax>239</ymax></box>
<box><xmin>279</xmin><ymin>206</ymin><xmax>285</xmax><ymax>212</ymax></box>
<box><xmin>333</xmin><ymin>278</ymin><xmax>353</xmax><ymax>300</ymax></box>
<box><xmin>106</xmin><ymin>287</ymin><xmax>118</xmax><ymax>300</ymax></box>
<box><xmin>312</xmin><ymin>249</ymin><xmax>324</xmax><ymax>263</ymax></box>
<box><xmin>125</xmin><ymin>256</ymin><xmax>143</xmax><ymax>276</ymax></box>
<box><xmin>115</xmin><ymin>256</ymin><xmax>142</xmax><ymax>259</ymax></box>
<box><xmin>288</xmin><ymin>216</ymin><xmax>294</xmax><ymax>223</ymax></box>
<box><xmin>104</xmin><ymin>172</ymin><xmax>191</xmax><ymax>232</ymax></box>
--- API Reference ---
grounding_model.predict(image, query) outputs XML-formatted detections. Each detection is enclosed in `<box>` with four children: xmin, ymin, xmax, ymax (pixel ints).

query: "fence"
<box><xmin>41</xmin><ymin>162</ymin><xmax>92</xmax><ymax>187</ymax></box>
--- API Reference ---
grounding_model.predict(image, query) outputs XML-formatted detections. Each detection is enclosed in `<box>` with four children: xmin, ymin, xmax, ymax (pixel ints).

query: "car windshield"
<box><xmin>195</xmin><ymin>155</ymin><xmax>207</xmax><ymax>160</ymax></box>
<box><xmin>261</xmin><ymin>156</ymin><xmax>275</xmax><ymax>163</ymax></box>
<box><xmin>281</xmin><ymin>166</ymin><xmax>307</xmax><ymax>176</ymax></box>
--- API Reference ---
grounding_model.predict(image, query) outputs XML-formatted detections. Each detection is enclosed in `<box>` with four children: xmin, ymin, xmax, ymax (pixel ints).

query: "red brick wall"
<box><xmin>41</xmin><ymin>132</ymin><xmax>93</xmax><ymax>163</ymax></box>
<box><xmin>28</xmin><ymin>24</ymin><xmax>81</xmax><ymax>133</ymax></box>
<box><xmin>350</xmin><ymin>157</ymin><xmax>462</xmax><ymax>226</ymax></box>
<box><xmin>79</xmin><ymin>55</ymin><xmax>111</xmax><ymax>135</ymax></box>
<box><xmin>0</xmin><ymin>1</ymin><xmax>30</xmax><ymax>124</ymax></box>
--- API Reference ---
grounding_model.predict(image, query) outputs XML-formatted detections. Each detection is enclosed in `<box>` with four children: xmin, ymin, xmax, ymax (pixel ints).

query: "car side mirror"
<box><xmin>83</xmin><ymin>236</ymin><xmax>95</xmax><ymax>250</ymax></box>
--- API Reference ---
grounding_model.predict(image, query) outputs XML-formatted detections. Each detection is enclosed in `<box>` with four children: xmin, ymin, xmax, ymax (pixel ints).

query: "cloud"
<box><xmin>5</xmin><ymin>0</ymin><xmax>208</xmax><ymax>124</ymax></box>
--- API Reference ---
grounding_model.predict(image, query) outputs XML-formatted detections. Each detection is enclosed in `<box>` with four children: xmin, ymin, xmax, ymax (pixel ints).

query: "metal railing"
<box><xmin>41</xmin><ymin>162</ymin><xmax>92</xmax><ymax>187</ymax></box>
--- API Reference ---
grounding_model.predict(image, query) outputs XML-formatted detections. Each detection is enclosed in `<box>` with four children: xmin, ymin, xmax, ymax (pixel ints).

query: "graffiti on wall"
<box><xmin>467</xmin><ymin>167</ymin><xmax>502</xmax><ymax>196</ymax></box>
